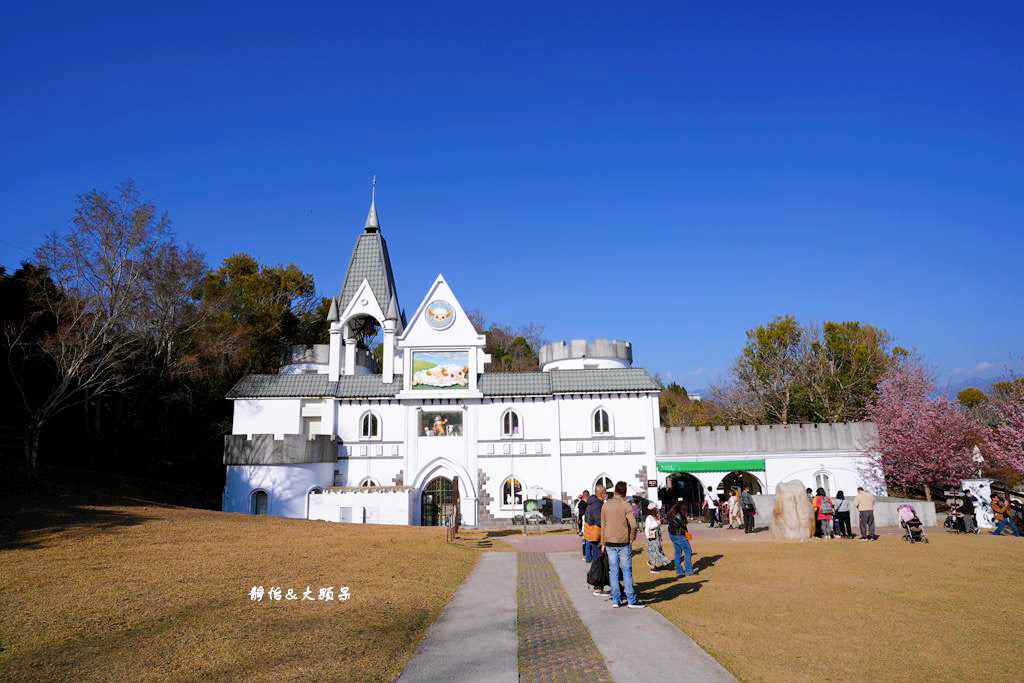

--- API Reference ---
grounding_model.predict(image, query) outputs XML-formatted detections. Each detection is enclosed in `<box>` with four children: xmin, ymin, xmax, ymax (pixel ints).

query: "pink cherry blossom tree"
<box><xmin>988</xmin><ymin>389</ymin><xmax>1024</xmax><ymax>481</ymax></box>
<box><xmin>865</xmin><ymin>361</ymin><xmax>990</xmax><ymax>499</ymax></box>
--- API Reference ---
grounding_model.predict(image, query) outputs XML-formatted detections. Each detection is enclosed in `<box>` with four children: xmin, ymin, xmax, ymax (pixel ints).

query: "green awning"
<box><xmin>657</xmin><ymin>459</ymin><xmax>766</xmax><ymax>473</ymax></box>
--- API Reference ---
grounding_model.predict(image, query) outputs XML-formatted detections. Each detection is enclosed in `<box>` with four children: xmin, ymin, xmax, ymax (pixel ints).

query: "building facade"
<box><xmin>221</xmin><ymin>193</ymin><xmax>881</xmax><ymax>525</ymax></box>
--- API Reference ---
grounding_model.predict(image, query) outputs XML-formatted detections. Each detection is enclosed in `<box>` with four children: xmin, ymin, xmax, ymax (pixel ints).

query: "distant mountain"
<box><xmin>940</xmin><ymin>375</ymin><xmax>1011</xmax><ymax>400</ymax></box>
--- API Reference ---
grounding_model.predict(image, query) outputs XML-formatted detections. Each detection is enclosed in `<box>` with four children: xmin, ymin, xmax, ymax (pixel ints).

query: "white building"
<box><xmin>221</xmin><ymin>193</ymin><xmax>880</xmax><ymax>525</ymax></box>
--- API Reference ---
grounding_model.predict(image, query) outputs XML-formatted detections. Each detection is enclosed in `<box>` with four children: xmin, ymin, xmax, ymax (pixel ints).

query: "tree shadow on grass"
<box><xmin>0</xmin><ymin>504</ymin><xmax>157</xmax><ymax>551</ymax></box>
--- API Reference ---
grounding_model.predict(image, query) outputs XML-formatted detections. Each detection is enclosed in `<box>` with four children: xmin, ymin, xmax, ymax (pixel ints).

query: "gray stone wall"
<box><xmin>656</xmin><ymin>422</ymin><xmax>878</xmax><ymax>456</ymax></box>
<box><xmin>223</xmin><ymin>434</ymin><xmax>337</xmax><ymax>465</ymax></box>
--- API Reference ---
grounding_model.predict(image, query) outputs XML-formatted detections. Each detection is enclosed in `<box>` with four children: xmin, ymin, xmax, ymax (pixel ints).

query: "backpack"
<box><xmin>819</xmin><ymin>497</ymin><xmax>834</xmax><ymax>515</ymax></box>
<box><xmin>587</xmin><ymin>550</ymin><xmax>609</xmax><ymax>588</ymax></box>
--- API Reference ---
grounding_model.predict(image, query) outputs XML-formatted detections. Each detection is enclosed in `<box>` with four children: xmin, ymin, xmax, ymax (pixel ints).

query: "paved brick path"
<box><xmin>517</xmin><ymin>552</ymin><xmax>613</xmax><ymax>682</ymax></box>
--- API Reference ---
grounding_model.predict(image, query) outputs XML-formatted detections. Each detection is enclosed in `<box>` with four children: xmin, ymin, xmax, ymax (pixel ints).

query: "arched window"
<box><xmin>594</xmin><ymin>475</ymin><xmax>613</xmax><ymax>493</ymax></box>
<box><xmin>814</xmin><ymin>471</ymin><xmax>832</xmax><ymax>497</ymax></box>
<box><xmin>250</xmin><ymin>490</ymin><xmax>268</xmax><ymax>515</ymax></box>
<box><xmin>501</xmin><ymin>476</ymin><xmax>523</xmax><ymax>508</ymax></box>
<box><xmin>359</xmin><ymin>477</ymin><xmax>380</xmax><ymax>487</ymax></box>
<box><xmin>360</xmin><ymin>411</ymin><xmax>380</xmax><ymax>440</ymax></box>
<box><xmin>501</xmin><ymin>409</ymin><xmax>521</xmax><ymax>438</ymax></box>
<box><xmin>592</xmin><ymin>407</ymin><xmax>611</xmax><ymax>435</ymax></box>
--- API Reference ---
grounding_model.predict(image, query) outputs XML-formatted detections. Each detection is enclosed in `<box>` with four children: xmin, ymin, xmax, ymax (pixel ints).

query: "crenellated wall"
<box><xmin>655</xmin><ymin>422</ymin><xmax>877</xmax><ymax>456</ymax></box>
<box><xmin>223</xmin><ymin>434</ymin><xmax>337</xmax><ymax>465</ymax></box>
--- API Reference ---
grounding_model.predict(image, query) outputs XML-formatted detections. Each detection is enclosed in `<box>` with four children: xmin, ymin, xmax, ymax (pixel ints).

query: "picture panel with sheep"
<box><xmin>412</xmin><ymin>351</ymin><xmax>469</xmax><ymax>389</ymax></box>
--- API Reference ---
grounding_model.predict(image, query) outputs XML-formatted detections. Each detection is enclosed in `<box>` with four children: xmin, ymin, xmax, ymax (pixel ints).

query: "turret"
<box><xmin>537</xmin><ymin>339</ymin><xmax>633</xmax><ymax>371</ymax></box>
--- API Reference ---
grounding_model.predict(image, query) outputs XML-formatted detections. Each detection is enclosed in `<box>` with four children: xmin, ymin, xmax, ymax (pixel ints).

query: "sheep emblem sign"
<box><xmin>425</xmin><ymin>300</ymin><xmax>455</xmax><ymax>330</ymax></box>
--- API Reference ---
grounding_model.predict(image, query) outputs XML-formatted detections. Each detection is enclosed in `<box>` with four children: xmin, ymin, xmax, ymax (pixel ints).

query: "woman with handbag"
<box><xmin>667</xmin><ymin>501</ymin><xmax>694</xmax><ymax>578</ymax></box>
<box><xmin>644</xmin><ymin>505</ymin><xmax>670</xmax><ymax>572</ymax></box>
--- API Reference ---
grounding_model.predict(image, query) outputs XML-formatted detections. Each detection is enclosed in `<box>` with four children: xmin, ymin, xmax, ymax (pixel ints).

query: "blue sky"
<box><xmin>2</xmin><ymin>1</ymin><xmax>1021</xmax><ymax>390</ymax></box>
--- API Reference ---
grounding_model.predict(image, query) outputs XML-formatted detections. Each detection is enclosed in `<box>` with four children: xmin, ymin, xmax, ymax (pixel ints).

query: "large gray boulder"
<box><xmin>772</xmin><ymin>480</ymin><xmax>814</xmax><ymax>541</ymax></box>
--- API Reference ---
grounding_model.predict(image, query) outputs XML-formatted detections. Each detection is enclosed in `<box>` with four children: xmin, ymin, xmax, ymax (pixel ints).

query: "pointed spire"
<box><xmin>364</xmin><ymin>175</ymin><xmax>380</xmax><ymax>232</ymax></box>
<box><xmin>327</xmin><ymin>297</ymin><xmax>339</xmax><ymax>322</ymax></box>
<box><xmin>386</xmin><ymin>291</ymin><xmax>400</xmax><ymax>321</ymax></box>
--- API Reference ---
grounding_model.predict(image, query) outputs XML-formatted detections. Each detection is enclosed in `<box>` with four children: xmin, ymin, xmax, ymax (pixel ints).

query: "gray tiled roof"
<box><xmin>227</xmin><ymin>368</ymin><xmax>659</xmax><ymax>399</ymax></box>
<box><xmin>339</xmin><ymin>232</ymin><xmax>403</xmax><ymax>324</ymax></box>
<box><xmin>228</xmin><ymin>374</ymin><xmax>329</xmax><ymax>398</ymax></box>
<box><xmin>227</xmin><ymin>374</ymin><xmax>403</xmax><ymax>399</ymax></box>
<box><xmin>480</xmin><ymin>368</ymin><xmax>660</xmax><ymax>396</ymax></box>
<box><xmin>478</xmin><ymin>372</ymin><xmax>551</xmax><ymax>396</ymax></box>
<box><xmin>333</xmin><ymin>374</ymin><xmax>403</xmax><ymax>398</ymax></box>
<box><xmin>549</xmin><ymin>368</ymin><xmax>660</xmax><ymax>393</ymax></box>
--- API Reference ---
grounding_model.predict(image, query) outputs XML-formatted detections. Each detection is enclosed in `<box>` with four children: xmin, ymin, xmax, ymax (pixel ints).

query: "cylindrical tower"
<box><xmin>537</xmin><ymin>339</ymin><xmax>633</xmax><ymax>372</ymax></box>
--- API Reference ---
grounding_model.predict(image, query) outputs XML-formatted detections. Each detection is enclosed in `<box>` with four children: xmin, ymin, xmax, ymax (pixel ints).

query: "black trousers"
<box><xmin>835</xmin><ymin>511</ymin><xmax>852</xmax><ymax>537</ymax></box>
<box><xmin>743</xmin><ymin>507</ymin><xmax>755</xmax><ymax>533</ymax></box>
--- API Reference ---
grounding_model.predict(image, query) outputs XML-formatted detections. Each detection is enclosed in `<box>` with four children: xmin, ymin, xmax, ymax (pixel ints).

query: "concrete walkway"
<box><xmin>548</xmin><ymin>551</ymin><xmax>736</xmax><ymax>682</ymax></box>
<box><xmin>399</xmin><ymin>540</ymin><xmax>735</xmax><ymax>682</ymax></box>
<box><xmin>399</xmin><ymin>552</ymin><xmax>518</xmax><ymax>682</ymax></box>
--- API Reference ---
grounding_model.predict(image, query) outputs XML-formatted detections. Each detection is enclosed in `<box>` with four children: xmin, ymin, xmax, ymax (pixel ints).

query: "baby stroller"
<box><xmin>898</xmin><ymin>504</ymin><xmax>928</xmax><ymax>543</ymax></box>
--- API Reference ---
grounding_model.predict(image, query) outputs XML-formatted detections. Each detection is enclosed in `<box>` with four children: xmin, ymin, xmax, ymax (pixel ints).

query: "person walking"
<box><xmin>728</xmin><ymin>488</ymin><xmax>743</xmax><ymax>529</ymax></box>
<box><xmin>813</xmin><ymin>487</ymin><xmax>835</xmax><ymax>539</ymax></box>
<box><xmin>991</xmin><ymin>495</ymin><xmax>1022</xmax><ymax>536</ymax></box>
<box><xmin>854</xmin><ymin>487</ymin><xmax>877</xmax><ymax>541</ymax></box>
<box><xmin>644</xmin><ymin>504</ymin><xmax>670</xmax><ymax>571</ymax></box>
<box><xmin>740</xmin><ymin>485</ymin><xmax>757</xmax><ymax>534</ymax></box>
<box><xmin>834</xmin><ymin>491</ymin><xmax>852</xmax><ymax>538</ymax></box>
<box><xmin>583</xmin><ymin>485</ymin><xmax>606</xmax><ymax>562</ymax></box>
<box><xmin>600</xmin><ymin>481</ymin><xmax>645</xmax><ymax>608</ymax></box>
<box><xmin>703</xmin><ymin>486</ymin><xmax>720</xmax><ymax>527</ymax></box>
<box><xmin>667</xmin><ymin>500</ymin><xmax>694</xmax><ymax>578</ymax></box>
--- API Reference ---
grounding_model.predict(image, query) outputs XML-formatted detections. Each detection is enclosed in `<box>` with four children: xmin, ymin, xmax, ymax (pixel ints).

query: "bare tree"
<box><xmin>3</xmin><ymin>181</ymin><xmax>170</xmax><ymax>477</ymax></box>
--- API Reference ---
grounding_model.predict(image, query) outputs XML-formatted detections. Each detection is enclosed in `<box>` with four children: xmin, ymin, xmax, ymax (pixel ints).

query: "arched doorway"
<box><xmin>667</xmin><ymin>473</ymin><xmax>704</xmax><ymax>518</ymax></box>
<box><xmin>719</xmin><ymin>471</ymin><xmax>763</xmax><ymax>496</ymax></box>
<box><xmin>421</xmin><ymin>476</ymin><xmax>453</xmax><ymax>526</ymax></box>
<box><xmin>251</xmin><ymin>490</ymin><xmax>268</xmax><ymax>515</ymax></box>
<box><xmin>305</xmin><ymin>486</ymin><xmax>323</xmax><ymax>519</ymax></box>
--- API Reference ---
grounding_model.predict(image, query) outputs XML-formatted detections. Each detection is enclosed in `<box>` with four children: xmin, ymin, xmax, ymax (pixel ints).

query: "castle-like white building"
<box><xmin>221</xmin><ymin>193</ymin><xmax>879</xmax><ymax>525</ymax></box>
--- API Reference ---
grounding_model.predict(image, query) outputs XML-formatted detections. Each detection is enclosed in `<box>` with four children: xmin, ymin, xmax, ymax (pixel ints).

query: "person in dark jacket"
<box><xmin>960</xmin><ymin>490</ymin><xmax>977</xmax><ymax>533</ymax></box>
<box><xmin>658</xmin><ymin>476</ymin><xmax>678</xmax><ymax>513</ymax></box>
<box><xmin>582</xmin><ymin>485</ymin><xmax>606</xmax><ymax>562</ymax></box>
<box><xmin>834</xmin><ymin>491</ymin><xmax>853</xmax><ymax>538</ymax></box>
<box><xmin>666</xmin><ymin>500</ymin><xmax>693</xmax><ymax>577</ymax></box>
<box><xmin>740</xmin><ymin>485</ymin><xmax>756</xmax><ymax>534</ymax></box>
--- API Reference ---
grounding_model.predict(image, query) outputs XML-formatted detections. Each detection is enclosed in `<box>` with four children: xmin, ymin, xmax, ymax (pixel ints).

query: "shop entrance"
<box><xmin>667</xmin><ymin>472</ymin><xmax>704</xmax><ymax>518</ymax></box>
<box><xmin>719</xmin><ymin>471</ymin><xmax>763</xmax><ymax>495</ymax></box>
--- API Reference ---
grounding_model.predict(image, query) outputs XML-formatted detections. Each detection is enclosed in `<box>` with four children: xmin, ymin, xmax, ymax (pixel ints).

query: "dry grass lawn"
<box><xmin>0</xmin><ymin>501</ymin><xmax>478</xmax><ymax>682</ymax></box>
<box><xmin>635</xmin><ymin>531</ymin><xmax>1023</xmax><ymax>681</ymax></box>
